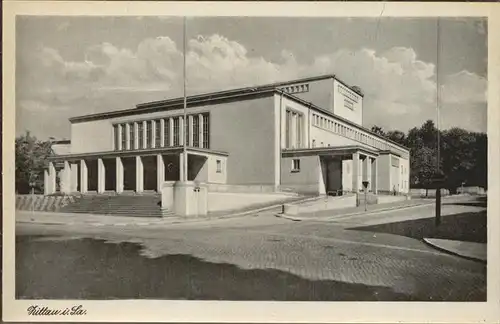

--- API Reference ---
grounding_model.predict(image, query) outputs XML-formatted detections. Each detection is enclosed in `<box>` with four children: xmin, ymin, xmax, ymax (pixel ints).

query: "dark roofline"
<box><xmin>278</xmin><ymin>90</ymin><xmax>410</xmax><ymax>152</ymax></box>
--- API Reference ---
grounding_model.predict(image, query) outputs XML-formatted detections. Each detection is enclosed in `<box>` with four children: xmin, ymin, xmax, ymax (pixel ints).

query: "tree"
<box><xmin>386</xmin><ymin>130</ymin><xmax>406</xmax><ymax>146</ymax></box>
<box><xmin>441</xmin><ymin>128</ymin><xmax>476</xmax><ymax>193</ymax></box>
<box><xmin>411</xmin><ymin>146</ymin><xmax>438</xmax><ymax>196</ymax></box>
<box><xmin>15</xmin><ymin>131</ymin><xmax>55</xmax><ymax>194</ymax></box>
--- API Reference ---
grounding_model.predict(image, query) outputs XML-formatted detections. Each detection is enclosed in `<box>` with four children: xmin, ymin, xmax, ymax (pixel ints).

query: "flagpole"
<box><xmin>182</xmin><ymin>16</ymin><xmax>188</xmax><ymax>182</ymax></box>
<box><xmin>435</xmin><ymin>17</ymin><xmax>442</xmax><ymax>226</ymax></box>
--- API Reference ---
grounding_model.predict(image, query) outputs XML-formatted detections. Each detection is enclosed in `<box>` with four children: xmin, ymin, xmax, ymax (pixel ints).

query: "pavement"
<box><xmin>15</xmin><ymin>194</ymin><xmax>486</xmax><ymax>264</ymax></box>
<box><xmin>423</xmin><ymin>238</ymin><xmax>487</xmax><ymax>263</ymax></box>
<box><xmin>16</xmin><ymin>206</ymin><xmax>486</xmax><ymax>300</ymax></box>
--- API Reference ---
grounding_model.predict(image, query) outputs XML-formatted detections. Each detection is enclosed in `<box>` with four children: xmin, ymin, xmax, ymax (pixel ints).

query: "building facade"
<box><xmin>44</xmin><ymin>75</ymin><xmax>410</xmax><ymax>196</ymax></box>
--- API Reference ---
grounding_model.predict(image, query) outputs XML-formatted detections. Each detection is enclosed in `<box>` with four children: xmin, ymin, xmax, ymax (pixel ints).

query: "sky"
<box><xmin>16</xmin><ymin>16</ymin><xmax>488</xmax><ymax>140</ymax></box>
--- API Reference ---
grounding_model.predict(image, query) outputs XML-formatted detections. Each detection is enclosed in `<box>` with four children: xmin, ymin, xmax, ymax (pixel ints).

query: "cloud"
<box><xmin>17</xmin><ymin>34</ymin><xmax>487</xmax><ymax>139</ymax></box>
<box><xmin>442</xmin><ymin>70</ymin><xmax>487</xmax><ymax>104</ymax></box>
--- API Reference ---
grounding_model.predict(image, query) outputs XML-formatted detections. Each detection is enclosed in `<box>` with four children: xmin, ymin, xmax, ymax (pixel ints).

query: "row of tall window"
<box><xmin>113</xmin><ymin>113</ymin><xmax>210</xmax><ymax>151</ymax></box>
<box><xmin>311</xmin><ymin>113</ymin><xmax>407</xmax><ymax>157</ymax></box>
<box><xmin>285</xmin><ymin>109</ymin><xmax>304</xmax><ymax>149</ymax></box>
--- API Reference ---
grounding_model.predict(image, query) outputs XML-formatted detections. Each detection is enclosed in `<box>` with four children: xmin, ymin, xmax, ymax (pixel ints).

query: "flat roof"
<box><xmin>282</xmin><ymin>145</ymin><xmax>380</xmax><ymax>158</ymax></box>
<box><xmin>47</xmin><ymin>146</ymin><xmax>229</xmax><ymax>162</ymax></box>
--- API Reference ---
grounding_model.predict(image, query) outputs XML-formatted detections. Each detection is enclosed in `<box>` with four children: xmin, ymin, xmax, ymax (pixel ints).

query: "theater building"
<box><xmin>44</xmin><ymin>74</ymin><xmax>410</xmax><ymax>197</ymax></box>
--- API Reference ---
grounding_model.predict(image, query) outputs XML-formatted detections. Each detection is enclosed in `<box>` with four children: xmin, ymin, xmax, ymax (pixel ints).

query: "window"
<box><xmin>113</xmin><ymin>125</ymin><xmax>119</xmax><ymax>150</ymax></box>
<box><xmin>163</xmin><ymin>119</ymin><xmax>170</xmax><ymax>147</ymax></box>
<box><xmin>155</xmin><ymin>120</ymin><xmax>161</xmax><ymax>147</ymax></box>
<box><xmin>292</xmin><ymin>159</ymin><xmax>300</xmax><ymax>172</ymax></box>
<box><xmin>185</xmin><ymin>117</ymin><xmax>190</xmax><ymax>146</ymax></box>
<box><xmin>216</xmin><ymin>160</ymin><xmax>222</xmax><ymax>173</ymax></box>
<box><xmin>202</xmin><ymin>113</ymin><xmax>210</xmax><ymax>148</ymax></box>
<box><xmin>193</xmin><ymin>116</ymin><xmax>200</xmax><ymax>147</ymax></box>
<box><xmin>173</xmin><ymin>117</ymin><xmax>180</xmax><ymax>146</ymax></box>
<box><xmin>296</xmin><ymin>113</ymin><xmax>302</xmax><ymax>148</ymax></box>
<box><xmin>285</xmin><ymin>110</ymin><xmax>291</xmax><ymax>148</ymax></box>
<box><xmin>120</xmin><ymin>124</ymin><xmax>126</xmax><ymax>151</ymax></box>
<box><xmin>128</xmin><ymin>123</ymin><xmax>134</xmax><ymax>150</ymax></box>
<box><xmin>137</xmin><ymin>122</ymin><xmax>144</xmax><ymax>149</ymax></box>
<box><xmin>145</xmin><ymin>121</ymin><xmax>152</xmax><ymax>148</ymax></box>
<box><xmin>312</xmin><ymin>139</ymin><xmax>316</xmax><ymax>148</ymax></box>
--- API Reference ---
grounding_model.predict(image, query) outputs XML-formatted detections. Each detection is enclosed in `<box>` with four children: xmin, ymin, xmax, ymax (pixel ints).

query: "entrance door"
<box><xmin>326</xmin><ymin>159</ymin><xmax>342</xmax><ymax>196</ymax></box>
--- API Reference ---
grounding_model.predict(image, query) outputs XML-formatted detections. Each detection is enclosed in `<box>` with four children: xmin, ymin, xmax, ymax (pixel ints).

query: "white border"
<box><xmin>3</xmin><ymin>2</ymin><xmax>500</xmax><ymax>323</ymax></box>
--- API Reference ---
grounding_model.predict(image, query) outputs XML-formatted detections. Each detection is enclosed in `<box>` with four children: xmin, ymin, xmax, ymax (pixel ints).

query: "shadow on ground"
<box><xmin>349</xmin><ymin>210</ymin><xmax>486</xmax><ymax>243</ymax></box>
<box><xmin>16</xmin><ymin>236</ymin><xmax>416</xmax><ymax>301</ymax></box>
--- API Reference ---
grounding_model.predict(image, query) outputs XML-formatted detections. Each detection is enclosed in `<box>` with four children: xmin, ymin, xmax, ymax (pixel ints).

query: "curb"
<box><xmin>275</xmin><ymin>202</ymin><xmax>433</xmax><ymax>222</ymax></box>
<box><xmin>422</xmin><ymin>238</ymin><xmax>487</xmax><ymax>264</ymax></box>
<box><xmin>15</xmin><ymin>196</ymin><xmax>313</xmax><ymax>228</ymax></box>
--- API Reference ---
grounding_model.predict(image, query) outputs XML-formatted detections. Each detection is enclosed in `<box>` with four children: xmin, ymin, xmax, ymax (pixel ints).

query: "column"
<box><xmin>352</xmin><ymin>152</ymin><xmax>359</xmax><ymax>193</ymax></box>
<box><xmin>362</xmin><ymin>155</ymin><xmax>368</xmax><ymax>191</ymax></box>
<box><xmin>44</xmin><ymin>162</ymin><xmax>56</xmax><ymax>195</ymax></box>
<box><xmin>125</xmin><ymin>123</ymin><xmax>131</xmax><ymax>150</ymax></box>
<box><xmin>80</xmin><ymin>160</ymin><xmax>88</xmax><ymax>193</ymax></box>
<box><xmin>188</xmin><ymin>115</ymin><xmax>194</xmax><ymax>147</ymax></box>
<box><xmin>70</xmin><ymin>162</ymin><xmax>78</xmax><ymax>192</ymax></box>
<box><xmin>61</xmin><ymin>161</ymin><xmax>72</xmax><ymax>194</ymax></box>
<box><xmin>199</xmin><ymin>114</ymin><xmax>204</xmax><ymax>148</ymax></box>
<box><xmin>134</xmin><ymin>122</ymin><xmax>139</xmax><ymax>150</ymax></box>
<box><xmin>179</xmin><ymin>152</ymin><xmax>185</xmax><ymax>182</ymax></box>
<box><xmin>116</xmin><ymin>157</ymin><xmax>124</xmax><ymax>193</ymax></box>
<box><xmin>135</xmin><ymin>156</ymin><xmax>144</xmax><ymax>192</ymax></box>
<box><xmin>97</xmin><ymin>158</ymin><xmax>106</xmax><ymax>193</ymax></box>
<box><xmin>160</xmin><ymin>119</ymin><xmax>165</xmax><ymax>147</ymax></box>
<box><xmin>365</xmin><ymin>157</ymin><xmax>372</xmax><ymax>191</ymax></box>
<box><xmin>371</xmin><ymin>158</ymin><xmax>378</xmax><ymax>194</ymax></box>
<box><xmin>169</xmin><ymin>118</ymin><xmax>174</xmax><ymax>146</ymax></box>
<box><xmin>157</xmin><ymin>154</ymin><xmax>165</xmax><ymax>192</ymax></box>
<box><xmin>44</xmin><ymin>169</ymin><xmax>51</xmax><ymax>195</ymax></box>
<box><xmin>179</xmin><ymin>116</ymin><xmax>184</xmax><ymax>146</ymax></box>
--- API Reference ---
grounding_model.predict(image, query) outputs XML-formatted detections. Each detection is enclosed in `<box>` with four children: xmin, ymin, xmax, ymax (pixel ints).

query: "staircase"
<box><xmin>58</xmin><ymin>194</ymin><xmax>174</xmax><ymax>217</ymax></box>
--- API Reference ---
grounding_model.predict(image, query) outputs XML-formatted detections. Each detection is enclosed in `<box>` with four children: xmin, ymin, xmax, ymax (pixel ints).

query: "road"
<box><xmin>15</xmin><ymin>195</ymin><xmax>487</xmax><ymax>301</ymax></box>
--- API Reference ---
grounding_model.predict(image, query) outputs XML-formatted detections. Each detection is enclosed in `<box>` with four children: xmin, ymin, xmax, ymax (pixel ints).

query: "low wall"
<box><xmin>457</xmin><ymin>186</ymin><xmax>486</xmax><ymax>195</ymax></box>
<box><xmin>410</xmin><ymin>188</ymin><xmax>450</xmax><ymax>197</ymax></box>
<box><xmin>207</xmin><ymin>183</ymin><xmax>278</xmax><ymax>194</ymax></box>
<box><xmin>377</xmin><ymin>194</ymin><xmax>409</xmax><ymax>204</ymax></box>
<box><xmin>279</xmin><ymin>184</ymin><xmax>320</xmax><ymax>195</ymax></box>
<box><xmin>207</xmin><ymin>192</ymin><xmax>298</xmax><ymax>213</ymax></box>
<box><xmin>283</xmin><ymin>195</ymin><xmax>357</xmax><ymax>215</ymax></box>
<box><xmin>15</xmin><ymin>194</ymin><xmax>78</xmax><ymax>212</ymax></box>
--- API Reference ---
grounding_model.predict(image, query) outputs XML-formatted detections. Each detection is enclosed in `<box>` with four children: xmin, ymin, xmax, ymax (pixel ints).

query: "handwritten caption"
<box><xmin>27</xmin><ymin>305</ymin><xmax>87</xmax><ymax>316</ymax></box>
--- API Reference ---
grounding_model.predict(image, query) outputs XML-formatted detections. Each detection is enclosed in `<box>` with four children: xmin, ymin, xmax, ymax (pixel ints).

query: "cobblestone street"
<box><xmin>16</xmin><ymin>199</ymin><xmax>486</xmax><ymax>301</ymax></box>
